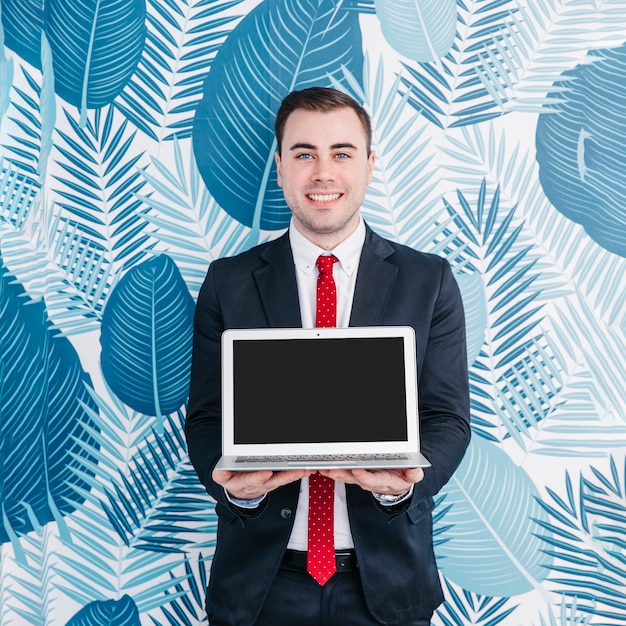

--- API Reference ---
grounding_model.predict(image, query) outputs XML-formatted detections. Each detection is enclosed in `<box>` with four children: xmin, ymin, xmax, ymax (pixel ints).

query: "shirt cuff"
<box><xmin>372</xmin><ymin>485</ymin><xmax>414</xmax><ymax>506</ymax></box>
<box><xmin>225</xmin><ymin>489</ymin><xmax>266</xmax><ymax>509</ymax></box>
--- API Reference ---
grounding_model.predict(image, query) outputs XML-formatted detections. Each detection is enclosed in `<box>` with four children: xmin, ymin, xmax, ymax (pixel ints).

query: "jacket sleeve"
<box><xmin>411</xmin><ymin>258</ymin><xmax>471</xmax><ymax>506</ymax></box>
<box><xmin>185</xmin><ymin>262</ymin><xmax>229</xmax><ymax>507</ymax></box>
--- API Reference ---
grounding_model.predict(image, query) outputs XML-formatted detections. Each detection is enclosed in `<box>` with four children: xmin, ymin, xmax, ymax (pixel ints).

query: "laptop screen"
<box><xmin>232</xmin><ymin>336</ymin><xmax>408</xmax><ymax>444</ymax></box>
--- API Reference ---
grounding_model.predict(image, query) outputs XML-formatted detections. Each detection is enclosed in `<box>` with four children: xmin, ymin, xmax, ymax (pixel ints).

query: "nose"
<box><xmin>311</xmin><ymin>157</ymin><xmax>334</xmax><ymax>182</ymax></box>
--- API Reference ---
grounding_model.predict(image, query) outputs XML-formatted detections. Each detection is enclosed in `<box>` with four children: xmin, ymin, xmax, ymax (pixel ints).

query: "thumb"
<box><xmin>212</xmin><ymin>469</ymin><xmax>233</xmax><ymax>485</ymax></box>
<box><xmin>405</xmin><ymin>467</ymin><xmax>424</xmax><ymax>483</ymax></box>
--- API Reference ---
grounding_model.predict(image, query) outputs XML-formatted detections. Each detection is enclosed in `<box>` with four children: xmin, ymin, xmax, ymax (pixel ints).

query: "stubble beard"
<box><xmin>291</xmin><ymin>202</ymin><xmax>362</xmax><ymax>241</ymax></box>
<box><xmin>288</xmin><ymin>187</ymin><xmax>364</xmax><ymax>241</ymax></box>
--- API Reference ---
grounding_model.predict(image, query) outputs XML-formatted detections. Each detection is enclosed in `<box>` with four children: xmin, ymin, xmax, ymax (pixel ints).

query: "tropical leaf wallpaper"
<box><xmin>1</xmin><ymin>0</ymin><xmax>625</xmax><ymax>624</ymax></box>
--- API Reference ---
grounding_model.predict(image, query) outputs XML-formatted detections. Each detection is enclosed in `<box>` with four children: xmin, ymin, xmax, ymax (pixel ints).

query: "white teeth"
<box><xmin>308</xmin><ymin>193</ymin><xmax>341</xmax><ymax>202</ymax></box>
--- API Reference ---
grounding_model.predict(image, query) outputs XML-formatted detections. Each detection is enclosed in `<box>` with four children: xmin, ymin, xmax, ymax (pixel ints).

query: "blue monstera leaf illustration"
<box><xmin>0</xmin><ymin>255</ymin><xmax>99</xmax><ymax>543</ymax></box>
<box><xmin>66</xmin><ymin>595</ymin><xmax>140</xmax><ymax>626</ymax></box>
<box><xmin>435</xmin><ymin>435</ymin><xmax>552</xmax><ymax>596</ymax></box>
<box><xmin>1</xmin><ymin>0</ymin><xmax>145</xmax><ymax>121</ymax></box>
<box><xmin>374</xmin><ymin>0</ymin><xmax>457</xmax><ymax>62</ymax></box>
<box><xmin>100</xmin><ymin>254</ymin><xmax>195</xmax><ymax>419</ymax></box>
<box><xmin>192</xmin><ymin>0</ymin><xmax>364</xmax><ymax>232</ymax></box>
<box><xmin>1</xmin><ymin>0</ymin><xmax>44</xmax><ymax>69</ymax></box>
<box><xmin>536</xmin><ymin>43</ymin><xmax>626</xmax><ymax>257</ymax></box>
<box><xmin>45</xmin><ymin>0</ymin><xmax>146</xmax><ymax>113</ymax></box>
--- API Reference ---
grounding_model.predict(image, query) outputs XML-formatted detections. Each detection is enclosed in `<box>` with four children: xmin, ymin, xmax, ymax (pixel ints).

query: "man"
<box><xmin>186</xmin><ymin>87</ymin><xmax>471</xmax><ymax>626</ymax></box>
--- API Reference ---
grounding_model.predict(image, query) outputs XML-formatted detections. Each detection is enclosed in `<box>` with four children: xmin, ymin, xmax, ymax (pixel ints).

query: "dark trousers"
<box><xmin>252</xmin><ymin>557</ymin><xmax>433</xmax><ymax>626</ymax></box>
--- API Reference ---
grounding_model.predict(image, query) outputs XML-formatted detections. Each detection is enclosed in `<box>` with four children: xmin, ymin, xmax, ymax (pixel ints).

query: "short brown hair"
<box><xmin>274</xmin><ymin>87</ymin><xmax>372</xmax><ymax>155</ymax></box>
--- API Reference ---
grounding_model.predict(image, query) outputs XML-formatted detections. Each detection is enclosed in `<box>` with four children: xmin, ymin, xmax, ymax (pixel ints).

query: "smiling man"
<box><xmin>186</xmin><ymin>87</ymin><xmax>471</xmax><ymax>626</ymax></box>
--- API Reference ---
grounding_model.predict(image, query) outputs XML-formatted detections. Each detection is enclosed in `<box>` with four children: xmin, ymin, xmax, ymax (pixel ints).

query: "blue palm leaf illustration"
<box><xmin>0</xmin><ymin>0</ymin><xmax>44</xmax><ymax>69</ymax></box>
<box><xmin>537</xmin><ymin>457</ymin><xmax>626</xmax><ymax>620</ymax></box>
<box><xmin>348</xmin><ymin>55</ymin><xmax>443</xmax><ymax>246</ymax></box>
<box><xmin>374</xmin><ymin>0</ymin><xmax>457</xmax><ymax>62</ymax></box>
<box><xmin>4</xmin><ymin>67</ymin><xmax>44</xmax><ymax>175</ymax></box>
<box><xmin>435</xmin><ymin>577</ymin><xmax>518</xmax><ymax>625</ymax></box>
<box><xmin>439</xmin><ymin>181</ymin><xmax>551</xmax><ymax>446</ymax></box>
<box><xmin>100</xmin><ymin>254</ymin><xmax>195</xmax><ymax>423</ymax></box>
<box><xmin>1</xmin><ymin>163</ymin><xmax>120</xmax><ymax>334</ymax></box>
<box><xmin>66</xmin><ymin>595</ymin><xmax>140</xmax><ymax>626</ymax></box>
<box><xmin>151</xmin><ymin>554</ymin><xmax>212</xmax><ymax>625</ymax></box>
<box><xmin>137</xmin><ymin>138</ymin><xmax>251</xmax><ymax>294</ymax></box>
<box><xmin>98</xmin><ymin>422</ymin><xmax>217</xmax><ymax>553</ymax></box>
<box><xmin>192</xmin><ymin>0</ymin><xmax>364</xmax><ymax>235</ymax></box>
<box><xmin>0</xmin><ymin>255</ymin><xmax>99</xmax><ymax>544</ymax></box>
<box><xmin>1</xmin><ymin>10</ymin><xmax>53</xmax><ymax>181</ymax></box>
<box><xmin>455</xmin><ymin>271</ymin><xmax>487</xmax><ymax>367</ymax></box>
<box><xmin>398</xmin><ymin>1</ymin><xmax>519</xmax><ymax>129</ymax></box>
<box><xmin>44</xmin><ymin>0</ymin><xmax>146</xmax><ymax>124</ymax></box>
<box><xmin>536</xmin><ymin>43</ymin><xmax>626</xmax><ymax>258</ymax></box>
<box><xmin>41</xmin><ymin>398</ymin><xmax>213</xmax><ymax>607</ymax></box>
<box><xmin>52</xmin><ymin>105</ymin><xmax>154</xmax><ymax>269</ymax></box>
<box><xmin>116</xmin><ymin>0</ymin><xmax>245</xmax><ymax>142</ymax></box>
<box><xmin>435</xmin><ymin>435</ymin><xmax>552</xmax><ymax>596</ymax></box>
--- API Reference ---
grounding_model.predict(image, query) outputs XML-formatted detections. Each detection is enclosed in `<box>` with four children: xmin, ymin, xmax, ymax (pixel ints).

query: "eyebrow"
<box><xmin>288</xmin><ymin>142</ymin><xmax>359</xmax><ymax>151</ymax></box>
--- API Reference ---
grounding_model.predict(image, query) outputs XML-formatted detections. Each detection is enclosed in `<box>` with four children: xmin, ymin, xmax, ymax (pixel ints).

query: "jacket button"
<box><xmin>280</xmin><ymin>508</ymin><xmax>292</xmax><ymax>519</ymax></box>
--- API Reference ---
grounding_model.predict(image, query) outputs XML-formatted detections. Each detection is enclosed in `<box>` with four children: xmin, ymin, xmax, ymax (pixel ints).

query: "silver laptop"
<box><xmin>216</xmin><ymin>326</ymin><xmax>430</xmax><ymax>470</ymax></box>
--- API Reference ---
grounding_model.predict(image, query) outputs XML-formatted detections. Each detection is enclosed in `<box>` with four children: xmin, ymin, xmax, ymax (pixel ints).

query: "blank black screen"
<box><xmin>232</xmin><ymin>337</ymin><xmax>408</xmax><ymax>444</ymax></box>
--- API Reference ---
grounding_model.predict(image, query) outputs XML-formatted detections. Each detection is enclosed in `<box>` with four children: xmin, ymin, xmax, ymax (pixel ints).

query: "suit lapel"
<box><xmin>349</xmin><ymin>227</ymin><xmax>398</xmax><ymax>327</ymax></box>
<box><xmin>252</xmin><ymin>226</ymin><xmax>397</xmax><ymax>328</ymax></box>
<box><xmin>254</xmin><ymin>233</ymin><xmax>302</xmax><ymax>327</ymax></box>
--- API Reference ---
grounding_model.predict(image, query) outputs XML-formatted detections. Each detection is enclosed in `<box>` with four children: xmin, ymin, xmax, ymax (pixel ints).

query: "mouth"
<box><xmin>306</xmin><ymin>193</ymin><xmax>342</xmax><ymax>203</ymax></box>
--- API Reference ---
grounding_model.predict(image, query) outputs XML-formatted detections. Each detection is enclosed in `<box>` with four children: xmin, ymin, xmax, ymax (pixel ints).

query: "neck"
<box><xmin>293</xmin><ymin>218</ymin><xmax>361</xmax><ymax>251</ymax></box>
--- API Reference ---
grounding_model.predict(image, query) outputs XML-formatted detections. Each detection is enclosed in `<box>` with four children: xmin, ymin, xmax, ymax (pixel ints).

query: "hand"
<box><xmin>213</xmin><ymin>468</ymin><xmax>313</xmax><ymax>501</ymax></box>
<box><xmin>319</xmin><ymin>467</ymin><xmax>424</xmax><ymax>497</ymax></box>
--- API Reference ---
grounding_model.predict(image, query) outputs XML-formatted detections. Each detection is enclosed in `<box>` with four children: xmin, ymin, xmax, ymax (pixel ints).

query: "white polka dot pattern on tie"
<box><xmin>307</xmin><ymin>473</ymin><xmax>336</xmax><ymax>585</ymax></box>
<box><xmin>315</xmin><ymin>255</ymin><xmax>338</xmax><ymax>328</ymax></box>
<box><xmin>306</xmin><ymin>254</ymin><xmax>338</xmax><ymax>585</ymax></box>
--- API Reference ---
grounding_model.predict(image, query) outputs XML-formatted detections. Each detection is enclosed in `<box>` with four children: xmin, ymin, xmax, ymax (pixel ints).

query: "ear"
<box><xmin>275</xmin><ymin>151</ymin><xmax>283</xmax><ymax>188</ymax></box>
<box><xmin>366</xmin><ymin>150</ymin><xmax>375</xmax><ymax>184</ymax></box>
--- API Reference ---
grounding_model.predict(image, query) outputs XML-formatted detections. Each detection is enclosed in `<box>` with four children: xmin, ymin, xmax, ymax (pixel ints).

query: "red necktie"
<box><xmin>307</xmin><ymin>254</ymin><xmax>338</xmax><ymax>585</ymax></box>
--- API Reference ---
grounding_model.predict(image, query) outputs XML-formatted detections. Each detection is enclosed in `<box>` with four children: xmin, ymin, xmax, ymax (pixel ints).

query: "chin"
<box><xmin>309</xmin><ymin>220</ymin><xmax>342</xmax><ymax>235</ymax></box>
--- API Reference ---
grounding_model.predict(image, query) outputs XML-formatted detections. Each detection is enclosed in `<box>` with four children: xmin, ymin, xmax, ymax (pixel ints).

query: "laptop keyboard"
<box><xmin>235</xmin><ymin>453</ymin><xmax>411</xmax><ymax>463</ymax></box>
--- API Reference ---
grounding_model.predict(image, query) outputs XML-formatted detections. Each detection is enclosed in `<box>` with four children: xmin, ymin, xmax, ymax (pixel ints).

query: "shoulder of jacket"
<box><xmin>365</xmin><ymin>226</ymin><xmax>446</xmax><ymax>268</ymax></box>
<box><xmin>210</xmin><ymin>232</ymin><xmax>289</xmax><ymax>270</ymax></box>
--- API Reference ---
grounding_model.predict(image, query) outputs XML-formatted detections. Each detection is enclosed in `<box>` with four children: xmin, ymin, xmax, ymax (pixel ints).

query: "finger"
<box><xmin>319</xmin><ymin>469</ymin><xmax>358</xmax><ymax>483</ymax></box>
<box><xmin>223</xmin><ymin>470</ymin><xmax>276</xmax><ymax>500</ymax></box>
<box><xmin>269</xmin><ymin>469</ymin><xmax>311</xmax><ymax>486</ymax></box>
<box><xmin>212</xmin><ymin>469</ymin><xmax>234</xmax><ymax>485</ymax></box>
<box><xmin>348</xmin><ymin>468</ymin><xmax>414</xmax><ymax>493</ymax></box>
<box><xmin>403</xmin><ymin>467</ymin><xmax>424</xmax><ymax>483</ymax></box>
<box><xmin>243</xmin><ymin>470</ymin><xmax>275</xmax><ymax>486</ymax></box>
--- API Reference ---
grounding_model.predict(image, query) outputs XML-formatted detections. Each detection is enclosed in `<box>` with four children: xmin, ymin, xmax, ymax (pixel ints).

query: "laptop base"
<box><xmin>215</xmin><ymin>451</ymin><xmax>430</xmax><ymax>471</ymax></box>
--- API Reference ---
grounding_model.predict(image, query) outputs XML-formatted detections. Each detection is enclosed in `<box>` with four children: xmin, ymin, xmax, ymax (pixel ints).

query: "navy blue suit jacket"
<box><xmin>186</xmin><ymin>225</ymin><xmax>471</xmax><ymax>626</ymax></box>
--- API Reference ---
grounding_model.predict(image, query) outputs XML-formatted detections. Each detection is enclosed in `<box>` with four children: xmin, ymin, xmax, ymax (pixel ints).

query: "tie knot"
<box><xmin>316</xmin><ymin>254</ymin><xmax>338</xmax><ymax>275</ymax></box>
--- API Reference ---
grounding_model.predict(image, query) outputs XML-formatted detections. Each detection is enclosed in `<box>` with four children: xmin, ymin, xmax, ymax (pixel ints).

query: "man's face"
<box><xmin>275</xmin><ymin>107</ymin><xmax>375</xmax><ymax>249</ymax></box>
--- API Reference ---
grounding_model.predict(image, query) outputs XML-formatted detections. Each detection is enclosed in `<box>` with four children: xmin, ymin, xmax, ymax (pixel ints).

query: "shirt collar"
<box><xmin>289</xmin><ymin>218</ymin><xmax>366</xmax><ymax>276</ymax></box>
